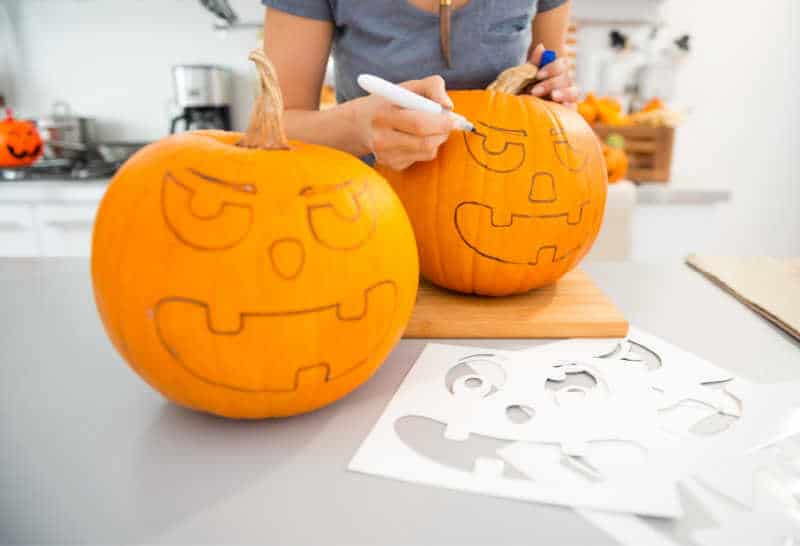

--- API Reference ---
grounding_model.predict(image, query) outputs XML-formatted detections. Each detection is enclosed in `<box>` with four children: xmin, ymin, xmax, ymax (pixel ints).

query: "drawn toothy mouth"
<box><xmin>454</xmin><ymin>202</ymin><xmax>585</xmax><ymax>265</ymax></box>
<box><xmin>153</xmin><ymin>281</ymin><xmax>398</xmax><ymax>393</ymax></box>
<box><xmin>6</xmin><ymin>144</ymin><xmax>41</xmax><ymax>160</ymax></box>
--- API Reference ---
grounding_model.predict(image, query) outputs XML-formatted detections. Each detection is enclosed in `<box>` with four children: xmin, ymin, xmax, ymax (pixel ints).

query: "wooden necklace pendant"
<box><xmin>439</xmin><ymin>0</ymin><xmax>453</xmax><ymax>68</ymax></box>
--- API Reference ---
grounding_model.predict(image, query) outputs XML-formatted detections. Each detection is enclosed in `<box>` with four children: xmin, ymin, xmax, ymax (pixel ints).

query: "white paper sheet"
<box><xmin>349</xmin><ymin>328</ymin><xmax>800</xmax><ymax>523</ymax></box>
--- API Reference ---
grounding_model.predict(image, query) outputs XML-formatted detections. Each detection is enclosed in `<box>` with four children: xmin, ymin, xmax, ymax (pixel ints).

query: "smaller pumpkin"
<box><xmin>578</xmin><ymin>100</ymin><xmax>598</xmax><ymax>125</ymax></box>
<box><xmin>603</xmin><ymin>133</ymin><xmax>629</xmax><ymax>184</ymax></box>
<box><xmin>640</xmin><ymin>97</ymin><xmax>665</xmax><ymax>113</ymax></box>
<box><xmin>0</xmin><ymin>109</ymin><xmax>43</xmax><ymax>167</ymax></box>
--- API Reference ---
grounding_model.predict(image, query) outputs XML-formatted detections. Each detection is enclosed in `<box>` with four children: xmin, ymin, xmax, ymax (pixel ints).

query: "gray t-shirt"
<box><xmin>262</xmin><ymin>0</ymin><xmax>568</xmax><ymax>103</ymax></box>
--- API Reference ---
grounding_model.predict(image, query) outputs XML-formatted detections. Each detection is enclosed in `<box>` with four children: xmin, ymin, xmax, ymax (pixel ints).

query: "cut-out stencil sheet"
<box><xmin>349</xmin><ymin>328</ymin><xmax>800</xmax><ymax>522</ymax></box>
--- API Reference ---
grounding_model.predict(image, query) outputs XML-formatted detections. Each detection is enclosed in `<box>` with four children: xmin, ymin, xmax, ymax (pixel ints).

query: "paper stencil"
<box><xmin>349</xmin><ymin>328</ymin><xmax>800</xmax><ymax>520</ymax></box>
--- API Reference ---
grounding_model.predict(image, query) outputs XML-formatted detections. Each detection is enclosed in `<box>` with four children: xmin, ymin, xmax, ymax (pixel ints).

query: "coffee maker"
<box><xmin>170</xmin><ymin>65</ymin><xmax>232</xmax><ymax>133</ymax></box>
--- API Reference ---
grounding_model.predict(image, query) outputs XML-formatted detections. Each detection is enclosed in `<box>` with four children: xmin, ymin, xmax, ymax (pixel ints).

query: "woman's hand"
<box><xmin>528</xmin><ymin>43</ymin><xmax>579</xmax><ymax>109</ymax></box>
<box><xmin>357</xmin><ymin>75</ymin><xmax>457</xmax><ymax>171</ymax></box>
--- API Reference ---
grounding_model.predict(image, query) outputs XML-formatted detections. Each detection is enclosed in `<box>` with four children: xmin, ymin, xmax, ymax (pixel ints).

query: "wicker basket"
<box><xmin>593</xmin><ymin>124</ymin><xmax>675</xmax><ymax>183</ymax></box>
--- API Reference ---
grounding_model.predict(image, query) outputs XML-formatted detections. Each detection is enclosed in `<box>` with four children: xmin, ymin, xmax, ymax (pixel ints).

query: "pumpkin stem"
<box><xmin>487</xmin><ymin>63</ymin><xmax>540</xmax><ymax>95</ymax></box>
<box><xmin>237</xmin><ymin>49</ymin><xmax>290</xmax><ymax>150</ymax></box>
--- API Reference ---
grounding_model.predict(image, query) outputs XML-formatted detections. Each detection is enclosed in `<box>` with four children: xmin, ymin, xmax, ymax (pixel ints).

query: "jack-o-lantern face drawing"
<box><xmin>93</xmin><ymin>132</ymin><xmax>419</xmax><ymax>418</ymax></box>
<box><xmin>0</xmin><ymin>109</ymin><xmax>43</xmax><ymax>167</ymax></box>
<box><xmin>380</xmin><ymin>90</ymin><xmax>607</xmax><ymax>296</ymax></box>
<box><xmin>92</xmin><ymin>52</ymin><xmax>419</xmax><ymax>419</ymax></box>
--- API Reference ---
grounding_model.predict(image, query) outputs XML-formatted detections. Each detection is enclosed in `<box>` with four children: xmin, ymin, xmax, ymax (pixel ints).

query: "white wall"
<box><xmin>660</xmin><ymin>0</ymin><xmax>800</xmax><ymax>257</ymax></box>
<box><xmin>573</xmin><ymin>0</ymin><xmax>800</xmax><ymax>257</ymax></box>
<box><xmin>6</xmin><ymin>0</ymin><xmax>264</xmax><ymax>139</ymax></box>
<box><xmin>7</xmin><ymin>0</ymin><xmax>800</xmax><ymax>257</ymax></box>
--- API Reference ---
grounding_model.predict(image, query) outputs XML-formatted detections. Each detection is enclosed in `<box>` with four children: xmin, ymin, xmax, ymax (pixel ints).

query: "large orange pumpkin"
<box><xmin>91</xmin><ymin>50</ymin><xmax>419</xmax><ymax>419</ymax></box>
<box><xmin>0</xmin><ymin>108</ymin><xmax>43</xmax><ymax>167</ymax></box>
<box><xmin>379</xmin><ymin>73</ymin><xmax>607</xmax><ymax>296</ymax></box>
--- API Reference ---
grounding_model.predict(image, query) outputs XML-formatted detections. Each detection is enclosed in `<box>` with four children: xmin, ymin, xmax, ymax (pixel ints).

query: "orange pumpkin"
<box><xmin>603</xmin><ymin>133</ymin><xmax>629</xmax><ymax>184</ymax></box>
<box><xmin>91</xmin><ymin>50</ymin><xmax>419</xmax><ymax>419</ymax></box>
<box><xmin>379</xmin><ymin>82</ymin><xmax>607</xmax><ymax>296</ymax></box>
<box><xmin>578</xmin><ymin>100</ymin><xmax>598</xmax><ymax>125</ymax></box>
<box><xmin>0</xmin><ymin>108</ymin><xmax>43</xmax><ymax>167</ymax></box>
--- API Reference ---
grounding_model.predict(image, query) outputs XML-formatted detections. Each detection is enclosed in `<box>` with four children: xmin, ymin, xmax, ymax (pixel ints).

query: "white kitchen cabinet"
<box><xmin>0</xmin><ymin>204</ymin><xmax>40</xmax><ymax>257</ymax></box>
<box><xmin>36</xmin><ymin>204</ymin><xmax>99</xmax><ymax>258</ymax></box>
<box><xmin>0</xmin><ymin>181</ymin><xmax>108</xmax><ymax>258</ymax></box>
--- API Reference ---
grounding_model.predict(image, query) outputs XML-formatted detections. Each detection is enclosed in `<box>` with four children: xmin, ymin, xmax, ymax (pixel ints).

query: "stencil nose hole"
<box><xmin>269</xmin><ymin>238</ymin><xmax>305</xmax><ymax>280</ymax></box>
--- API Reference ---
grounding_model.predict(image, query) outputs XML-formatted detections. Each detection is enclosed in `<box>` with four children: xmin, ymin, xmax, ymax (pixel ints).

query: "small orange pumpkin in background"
<box><xmin>603</xmin><ymin>133</ymin><xmax>629</xmax><ymax>184</ymax></box>
<box><xmin>0</xmin><ymin>108</ymin><xmax>43</xmax><ymax>167</ymax></box>
<box><xmin>379</xmin><ymin>65</ymin><xmax>607</xmax><ymax>296</ymax></box>
<box><xmin>92</xmin><ymin>50</ymin><xmax>419</xmax><ymax>419</ymax></box>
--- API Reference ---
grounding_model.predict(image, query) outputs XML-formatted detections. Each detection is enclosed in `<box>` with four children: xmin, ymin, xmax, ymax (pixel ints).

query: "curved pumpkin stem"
<box><xmin>487</xmin><ymin>63</ymin><xmax>540</xmax><ymax>95</ymax></box>
<box><xmin>238</xmin><ymin>48</ymin><xmax>290</xmax><ymax>150</ymax></box>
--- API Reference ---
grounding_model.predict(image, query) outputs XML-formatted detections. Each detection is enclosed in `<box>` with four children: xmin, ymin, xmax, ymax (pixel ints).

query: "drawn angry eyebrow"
<box><xmin>187</xmin><ymin>168</ymin><xmax>257</xmax><ymax>194</ymax></box>
<box><xmin>477</xmin><ymin>121</ymin><xmax>528</xmax><ymax>138</ymax></box>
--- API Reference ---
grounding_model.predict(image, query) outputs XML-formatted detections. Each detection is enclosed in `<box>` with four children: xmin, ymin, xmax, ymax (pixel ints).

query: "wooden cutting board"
<box><xmin>404</xmin><ymin>268</ymin><xmax>628</xmax><ymax>339</ymax></box>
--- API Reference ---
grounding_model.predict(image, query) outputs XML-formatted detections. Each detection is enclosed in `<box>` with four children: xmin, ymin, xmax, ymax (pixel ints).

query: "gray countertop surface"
<box><xmin>1</xmin><ymin>259</ymin><xmax>797</xmax><ymax>546</ymax></box>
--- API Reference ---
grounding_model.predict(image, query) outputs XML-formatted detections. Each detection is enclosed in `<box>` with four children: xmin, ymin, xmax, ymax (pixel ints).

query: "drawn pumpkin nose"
<box><xmin>269</xmin><ymin>238</ymin><xmax>305</xmax><ymax>280</ymax></box>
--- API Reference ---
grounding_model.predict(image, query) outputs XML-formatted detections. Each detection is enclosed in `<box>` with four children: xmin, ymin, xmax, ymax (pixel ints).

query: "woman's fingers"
<box><xmin>371</xmin><ymin>123</ymin><xmax>449</xmax><ymax>170</ymax></box>
<box><xmin>530</xmin><ymin>71</ymin><xmax>570</xmax><ymax>97</ymax></box>
<box><xmin>401</xmin><ymin>75</ymin><xmax>454</xmax><ymax>109</ymax></box>
<box><xmin>528</xmin><ymin>42</ymin><xmax>545</xmax><ymax>66</ymax></box>
<box><xmin>535</xmin><ymin>57</ymin><xmax>568</xmax><ymax>80</ymax></box>
<box><xmin>552</xmin><ymin>85</ymin><xmax>580</xmax><ymax>104</ymax></box>
<box><xmin>376</xmin><ymin>105</ymin><xmax>456</xmax><ymax>136</ymax></box>
<box><xmin>370</xmin><ymin>74</ymin><xmax>455</xmax><ymax>170</ymax></box>
<box><xmin>373</xmin><ymin>129</ymin><xmax>448</xmax><ymax>156</ymax></box>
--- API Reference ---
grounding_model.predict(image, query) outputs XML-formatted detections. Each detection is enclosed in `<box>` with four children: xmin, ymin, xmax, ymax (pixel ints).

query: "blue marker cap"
<box><xmin>539</xmin><ymin>49</ymin><xmax>557</xmax><ymax>69</ymax></box>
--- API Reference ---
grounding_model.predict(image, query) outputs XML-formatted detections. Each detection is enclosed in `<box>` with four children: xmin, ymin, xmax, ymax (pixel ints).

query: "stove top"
<box><xmin>0</xmin><ymin>159</ymin><xmax>119</xmax><ymax>182</ymax></box>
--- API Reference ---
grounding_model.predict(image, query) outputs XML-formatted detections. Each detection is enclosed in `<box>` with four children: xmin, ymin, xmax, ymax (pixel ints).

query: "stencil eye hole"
<box><xmin>445</xmin><ymin>355</ymin><xmax>507</xmax><ymax>398</ymax></box>
<box><xmin>161</xmin><ymin>168</ymin><xmax>256</xmax><ymax>251</ymax></box>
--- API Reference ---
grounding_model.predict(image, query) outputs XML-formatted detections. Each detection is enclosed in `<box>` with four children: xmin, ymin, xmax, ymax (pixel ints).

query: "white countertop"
<box><xmin>0</xmin><ymin>179</ymin><xmax>732</xmax><ymax>206</ymax></box>
<box><xmin>0</xmin><ymin>260</ymin><xmax>796</xmax><ymax>545</ymax></box>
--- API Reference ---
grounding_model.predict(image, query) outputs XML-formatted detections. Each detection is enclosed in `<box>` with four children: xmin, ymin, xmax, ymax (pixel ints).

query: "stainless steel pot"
<box><xmin>44</xmin><ymin>140</ymin><xmax>147</xmax><ymax>163</ymax></box>
<box><xmin>35</xmin><ymin>101</ymin><xmax>96</xmax><ymax>160</ymax></box>
<box><xmin>172</xmin><ymin>65</ymin><xmax>232</xmax><ymax>108</ymax></box>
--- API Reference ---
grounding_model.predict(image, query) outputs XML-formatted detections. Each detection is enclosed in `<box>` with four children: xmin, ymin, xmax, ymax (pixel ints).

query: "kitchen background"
<box><xmin>1</xmin><ymin>0</ymin><xmax>798</xmax><ymax>260</ymax></box>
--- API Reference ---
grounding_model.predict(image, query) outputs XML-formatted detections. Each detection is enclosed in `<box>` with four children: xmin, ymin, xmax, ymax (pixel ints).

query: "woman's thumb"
<box><xmin>406</xmin><ymin>75</ymin><xmax>454</xmax><ymax>109</ymax></box>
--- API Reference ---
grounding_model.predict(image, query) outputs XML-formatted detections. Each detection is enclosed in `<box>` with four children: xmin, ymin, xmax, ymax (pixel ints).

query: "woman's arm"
<box><xmin>263</xmin><ymin>9</ymin><xmax>365</xmax><ymax>154</ymax></box>
<box><xmin>530</xmin><ymin>1</ymin><xmax>571</xmax><ymax>58</ymax></box>
<box><xmin>263</xmin><ymin>8</ymin><xmax>455</xmax><ymax>169</ymax></box>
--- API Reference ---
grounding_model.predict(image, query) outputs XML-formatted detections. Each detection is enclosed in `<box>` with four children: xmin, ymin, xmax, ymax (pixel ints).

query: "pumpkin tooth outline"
<box><xmin>453</xmin><ymin>201</ymin><xmax>585</xmax><ymax>266</ymax></box>
<box><xmin>152</xmin><ymin>280</ymin><xmax>399</xmax><ymax>393</ymax></box>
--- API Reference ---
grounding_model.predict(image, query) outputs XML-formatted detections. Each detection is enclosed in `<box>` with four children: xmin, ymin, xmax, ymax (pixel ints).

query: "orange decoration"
<box><xmin>640</xmin><ymin>97</ymin><xmax>665</xmax><ymax>113</ymax></box>
<box><xmin>91</xmin><ymin>50</ymin><xmax>419</xmax><ymax>419</ymax></box>
<box><xmin>0</xmin><ymin>109</ymin><xmax>43</xmax><ymax>167</ymax></box>
<box><xmin>602</xmin><ymin>133</ymin><xmax>629</xmax><ymax>183</ymax></box>
<box><xmin>378</xmin><ymin>80</ymin><xmax>607</xmax><ymax>296</ymax></box>
<box><xmin>578</xmin><ymin>101</ymin><xmax>598</xmax><ymax>124</ymax></box>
